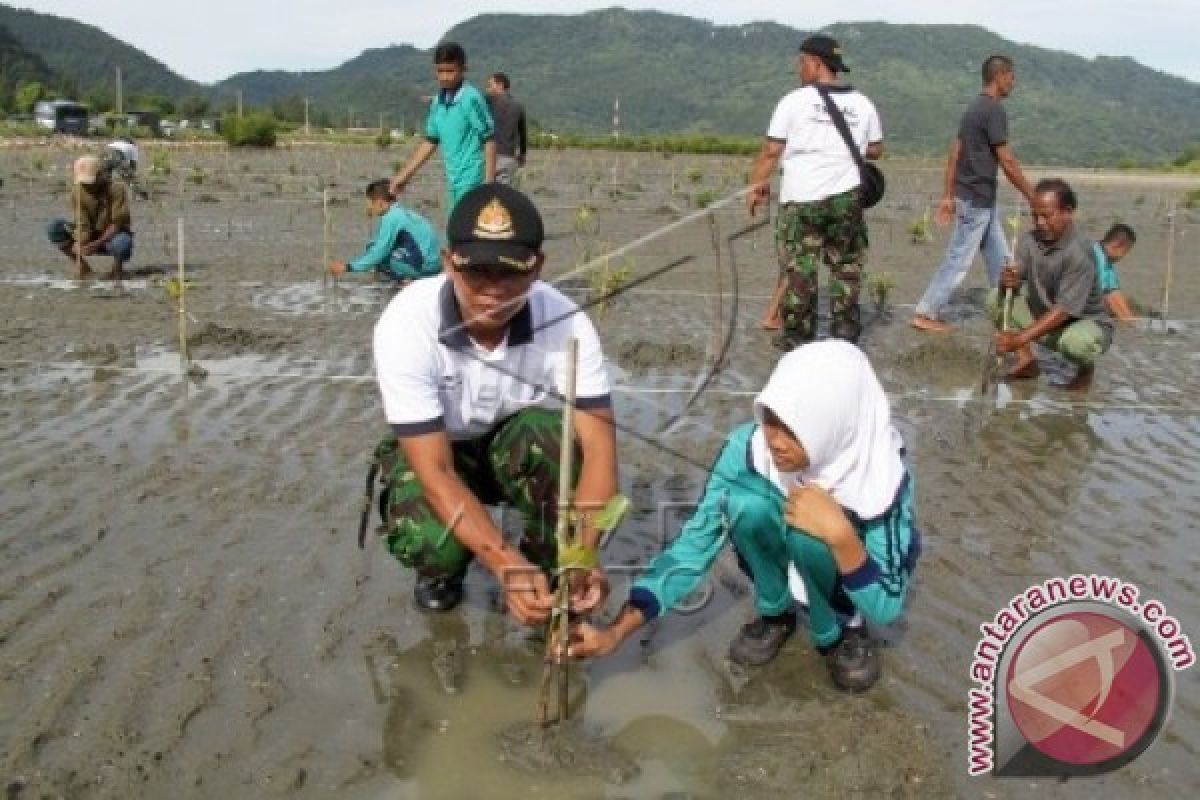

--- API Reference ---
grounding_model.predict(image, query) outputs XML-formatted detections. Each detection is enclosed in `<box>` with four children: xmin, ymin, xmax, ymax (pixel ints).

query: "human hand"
<box><xmin>785</xmin><ymin>485</ymin><xmax>853</xmax><ymax>545</ymax></box>
<box><xmin>567</xmin><ymin>620</ymin><xmax>620</xmax><ymax>660</ymax></box>
<box><xmin>499</xmin><ymin>562</ymin><xmax>554</xmax><ymax>625</ymax></box>
<box><xmin>389</xmin><ymin>175</ymin><xmax>408</xmax><ymax>196</ymax></box>
<box><xmin>567</xmin><ymin>567</ymin><xmax>609</xmax><ymax>614</ymax></box>
<box><xmin>747</xmin><ymin>182</ymin><xmax>770</xmax><ymax>217</ymax></box>
<box><xmin>934</xmin><ymin>196</ymin><xmax>955</xmax><ymax>227</ymax></box>
<box><xmin>328</xmin><ymin>260</ymin><xmax>348</xmax><ymax>277</ymax></box>
<box><xmin>82</xmin><ymin>240</ymin><xmax>101</xmax><ymax>256</ymax></box>
<box><xmin>994</xmin><ymin>331</ymin><xmax>1024</xmax><ymax>354</ymax></box>
<box><xmin>998</xmin><ymin>264</ymin><xmax>1020</xmax><ymax>291</ymax></box>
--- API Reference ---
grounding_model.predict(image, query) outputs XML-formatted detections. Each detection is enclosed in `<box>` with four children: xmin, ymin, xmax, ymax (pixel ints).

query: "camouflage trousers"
<box><xmin>373</xmin><ymin>408</ymin><xmax>578</xmax><ymax>580</ymax></box>
<box><xmin>775</xmin><ymin>188</ymin><xmax>869</xmax><ymax>343</ymax></box>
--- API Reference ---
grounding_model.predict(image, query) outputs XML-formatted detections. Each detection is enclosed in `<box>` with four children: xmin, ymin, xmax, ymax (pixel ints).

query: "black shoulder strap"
<box><xmin>815</xmin><ymin>86</ymin><xmax>867</xmax><ymax>170</ymax></box>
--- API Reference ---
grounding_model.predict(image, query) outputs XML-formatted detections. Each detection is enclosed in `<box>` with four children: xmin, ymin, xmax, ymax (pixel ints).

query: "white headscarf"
<box><xmin>751</xmin><ymin>341</ymin><xmax>905</xmax><ymax>519</ymax></box>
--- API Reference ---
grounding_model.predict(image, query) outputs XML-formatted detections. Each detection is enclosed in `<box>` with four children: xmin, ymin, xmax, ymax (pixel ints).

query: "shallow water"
<box><xmin>1</xmin><ymin>147</ymin><xmax>1198</xmax><ymax>798</ymax></box>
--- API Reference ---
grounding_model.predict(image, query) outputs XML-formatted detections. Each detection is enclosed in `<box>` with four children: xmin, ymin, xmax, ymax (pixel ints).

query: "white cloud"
<box><xmin>15</xmin><ymin>1</ymin><xmax>1200</xmax><ymax>82</ymax></box>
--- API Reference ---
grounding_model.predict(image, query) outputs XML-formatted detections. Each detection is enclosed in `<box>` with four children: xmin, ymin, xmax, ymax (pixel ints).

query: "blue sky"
<box><xmin>16</xmin><ymin>1</ymin><xmax>1200</xmax><ymax>83</ymax></box>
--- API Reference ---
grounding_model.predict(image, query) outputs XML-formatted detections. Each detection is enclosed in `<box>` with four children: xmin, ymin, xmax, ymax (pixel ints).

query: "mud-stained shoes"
<box><xmin>728</xmin><ymin>611</ymin><xmax>797</xmax><ymax>666</ymax></box>
<box><xmin>825</xmin><ymin>624</ymin><xmax>881</xmax><ymax>692</ymax></box>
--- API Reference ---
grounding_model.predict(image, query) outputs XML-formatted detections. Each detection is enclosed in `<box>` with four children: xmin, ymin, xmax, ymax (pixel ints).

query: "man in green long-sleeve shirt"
<box><xmin>329</xmin><ymin>180</ymin><xmax>441</xmax><ymax>283</ymax></box>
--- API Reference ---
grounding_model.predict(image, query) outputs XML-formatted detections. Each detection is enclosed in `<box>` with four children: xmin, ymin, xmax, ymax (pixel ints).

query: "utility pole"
<box><xmin>612</xmin><ymin>95</ymin><xmax>620</xmax><ymax>140</ymax></box>
<box><xmin>236</xmin><ymin>89</ymin><xmax>243</xmax><ymax>119</ymax></box>
<box><xmin>115</xmin><ymin>66</ymin><xmax>123</xmax><ymax>116</ymax></box>
<box><xmin>304</xmin><ymin>97</ymin><xmax>310</xmax><ymax>135</ymax></box>
<box><xmin>378</xmin><ymin>112</ymin><xmax>384</xmax><ymax>135</ymax></box>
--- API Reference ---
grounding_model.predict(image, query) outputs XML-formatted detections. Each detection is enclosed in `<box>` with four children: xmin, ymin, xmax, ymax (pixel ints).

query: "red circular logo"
<box><xmin>1005</xmin><ymin>611</ymin><xmax>1163</xmax><ymax>766</ymax></box>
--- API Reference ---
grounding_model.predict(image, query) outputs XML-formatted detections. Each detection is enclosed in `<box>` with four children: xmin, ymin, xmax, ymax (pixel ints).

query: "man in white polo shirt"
<box><xmin>748</xmin><ymin>34</ymin><xmax>884</xmax><ymax>347</ymax></box>
<box><xmin>371</xmin><ymin>183</ymin><xmax>618</xmax><ymax>623</ymax></box>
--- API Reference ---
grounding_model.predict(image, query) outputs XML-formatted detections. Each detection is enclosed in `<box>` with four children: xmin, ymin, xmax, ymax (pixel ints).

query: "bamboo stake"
<box><xmin>981</xmin><ymin>207</ymin><xmax>1022</xmax><ymax>394</ymax></box>
<box><xmin>536</xmin><ymin>337</ymin><xmax>579</xmax><ymax>728</ymax></box>
<box><xmin>1161</xmin><ymin>201</ymin><xmax>1176</xmax><ymax>326</ymax></box>
<box><xmin>74</xmin><ymin>179</ymin><xmax>83</xmax><ymax>278</ymax></box>
<box><xmin>177</xmin><ymin>218</ymin><xmax>189</xmax><ymax>369</ymax></box>
<box><xmin>322</xmin><ymin>187</ymin><xmax>334</xmax><ymax>289</ymax></box>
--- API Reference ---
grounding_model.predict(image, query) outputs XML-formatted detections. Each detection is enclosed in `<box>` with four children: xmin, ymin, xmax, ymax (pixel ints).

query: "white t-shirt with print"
<box><xmin>766</xmin><ymin>85</ymin><xmax>883</xmax><ymax>204</ymax></box>
<box><xmin>373</xmin><ymin>274</ymin><xmax>611</xmax><ymax>441</ymax></box>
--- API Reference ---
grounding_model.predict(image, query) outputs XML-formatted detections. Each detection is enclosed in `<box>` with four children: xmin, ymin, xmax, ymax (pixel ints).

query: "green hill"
<box><xmin>219</xmin><ymin>9</ymin><xmax>1200</xmax><ymax>165</ymax></box>
<box><xmin>2</xmin><ymin>3</ymin><xmax>1196</xmax><ymax>166</ymax></box>
<box><xmin>0</xmin><ymin>22</ymin><xmax>53</xmax><ymax>106</ymax></box>
<box><xmin>0</xmin><ymin>3</ymin><xmax>201</xmax><ymax>102</ymax></box>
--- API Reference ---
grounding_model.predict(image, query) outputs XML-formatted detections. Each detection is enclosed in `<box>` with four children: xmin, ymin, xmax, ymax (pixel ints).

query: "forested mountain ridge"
<box><xmin>2</xmin><ymin>4</ymin><xmax>1197</xmax><ymax>165</ymax></box>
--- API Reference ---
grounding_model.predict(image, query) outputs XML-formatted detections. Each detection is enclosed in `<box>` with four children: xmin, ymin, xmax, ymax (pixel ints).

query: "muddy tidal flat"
<box><xmin>1</xmin><ymin>143</ymin><xmax>1199</xmax><ymax>799</ymax></box>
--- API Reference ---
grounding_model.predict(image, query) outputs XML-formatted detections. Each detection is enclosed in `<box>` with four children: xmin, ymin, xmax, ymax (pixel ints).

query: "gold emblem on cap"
<box><xmin>474</xmin><ymin>198</ymin><xmax>515</xmax><ymax>240</ymax></box>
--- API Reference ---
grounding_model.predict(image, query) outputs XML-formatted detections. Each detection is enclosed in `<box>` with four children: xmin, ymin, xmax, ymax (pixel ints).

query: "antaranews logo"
<box><xmin>968</xmin><ymin>574</ymin><xmax>1195</xmax><ymax>777</ymax></box>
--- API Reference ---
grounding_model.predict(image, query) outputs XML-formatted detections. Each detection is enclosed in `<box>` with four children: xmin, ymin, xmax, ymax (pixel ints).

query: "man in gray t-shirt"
<box><xmin>992</xmin><ymin>178</ymin><xmax>1111</xmax><ymax>391</ymax></box>
<box><xmin>485</xmin><ymin>72</ymin><xmax>527</xmax><ymax>185</ymax></box>
<box><xmin>912</xmin><ymin>55</ymin><xmax>1036</xmax><ymax>333</ymax></box>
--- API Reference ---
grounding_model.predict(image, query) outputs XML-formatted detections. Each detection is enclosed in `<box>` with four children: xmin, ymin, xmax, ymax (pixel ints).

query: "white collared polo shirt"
<box><xmin>373</xmin><ymin>274</ymin><xmax>611</xmax><ymax>440</ymax></box>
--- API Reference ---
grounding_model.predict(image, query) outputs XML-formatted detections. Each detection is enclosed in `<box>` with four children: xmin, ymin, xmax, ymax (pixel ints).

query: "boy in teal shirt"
<box><xmin>390</xmin><ymin>41</ymin><xmax>495</xmax><ymax>211</ymax></box>
<box><xmin>1093</xmin><ymin>223</ymin><xmax>1137</xmax><ymax>323</ymax></box>
<box><xmin>329</xmin><ymin>180</ymin><xmax>441</xmax><ymax>283</ymax></box>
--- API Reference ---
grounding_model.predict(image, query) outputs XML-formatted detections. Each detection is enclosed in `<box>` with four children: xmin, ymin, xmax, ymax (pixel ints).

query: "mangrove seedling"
<box><xmin>589</xmin><ymin>256</ymin><xmax>633</xmax><ymax>315</ymax></box>
<box><xmin>908</xmin><ymin>210</ymin><xmax>933</xmax><ymax>244</ymax></box>
<box><xmin>867</xmin><ymin>271</ymin><xmax>896</xmax><ymax>311</ymax></box>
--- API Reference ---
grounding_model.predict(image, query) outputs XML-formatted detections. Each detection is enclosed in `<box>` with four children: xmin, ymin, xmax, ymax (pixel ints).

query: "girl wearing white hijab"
<box><xmin>571</xmin><ymin>341</ymin><xmax>920</xmax><ymax>691</ymax></box>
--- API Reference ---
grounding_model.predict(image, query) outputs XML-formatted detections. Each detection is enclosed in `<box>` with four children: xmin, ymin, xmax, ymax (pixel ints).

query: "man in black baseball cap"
<box><xmin>799</xmin><ymin>34</ymin><xmax>850</xmax><ymax>73</ymax></box>
<box><xmin>369</xmin><ymin>182</ymin><xmax>618</xmax><ymax>622</ymax></box>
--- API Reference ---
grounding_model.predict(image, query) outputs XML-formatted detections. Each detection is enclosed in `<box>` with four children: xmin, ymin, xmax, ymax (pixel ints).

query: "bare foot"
<box><xmin>910</xmin><ymin>315</ymin><xmax>954</xmax><ymax>334</ymax></box>
<box><xmin>1052</xmin><ymin>365</ymin><xmax>1094</xmax><ymax>391</ymax></box>
<box><xmin>760</xmin><ymin>317</ymin><xmax>781</xmax><ymax>331</ymax></box>
<box><xmin>73</xmin><ymin>267</ymin><xmax>95</xmax><ymax>280</ymax></box>
<box><xmin>1005</xmin><ymin>358</ymin><xmax>1041</xmax><ymax>381</ymax></box>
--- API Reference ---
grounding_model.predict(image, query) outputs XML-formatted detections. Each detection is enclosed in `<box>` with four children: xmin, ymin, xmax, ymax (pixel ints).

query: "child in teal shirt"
<box><xmin>329</xmin><ymin>180</ymin><xmax>441</xmax><ymax>282</ymax></box>
<box><xmin>1093</xmin><ymin>223</ymin><xmax>1137</xmax><ymax>323</ymax></box>
<box><xmin>570</xmin><ymin>341</ymin><xmax>921</xmax><ymax>692</ymax></box>
<box><xmin>390</xmin><ymin>42</ymin><xmax>495</xmax><ymax>211</ymax></box>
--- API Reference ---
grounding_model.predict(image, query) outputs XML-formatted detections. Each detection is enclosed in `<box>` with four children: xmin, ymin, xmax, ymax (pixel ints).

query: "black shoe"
<box><xmin>728</xmin><ymin>612</ymin><xmax>796</xmax><ymax>666</ymax></box>
<box><xmin>829</xmin><ymin>317</ymin><xmax>862</xmax><ymax>344</ymax></box>
<box><xmin>414</xmin><ymin>573</ymin><xmax>465</xmax><ymax>612</ymax></box>
<box><xmin>825</xmin><ymin>625</ymin><xmax>881</xmax><ymax>692</ymax></box>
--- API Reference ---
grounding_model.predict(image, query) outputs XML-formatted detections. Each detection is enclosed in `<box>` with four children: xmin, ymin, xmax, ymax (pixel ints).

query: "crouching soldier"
<box><xmin>369</xmin><ymin>184</ymin><xmax>618</xmax><ymax>623</ymax></box>
<box><xmin>569</xmin><ymin>341</ymin><xmax>921</xmax><ymax>692</ymax></box>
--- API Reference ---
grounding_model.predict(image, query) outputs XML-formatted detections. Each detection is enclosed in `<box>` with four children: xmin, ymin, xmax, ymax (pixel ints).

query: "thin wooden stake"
<box><xmin>74</xmin><ymin>178</ymin><xmax>83</xmax><ymax>278</ymax></box>
<box><xmin>1161</xmin><ymin>202</ymin><xmax>1176</xmax><ymax>325</ymax></box>
<box><xmin>322</xmin><ymin>187</ymin><xmax>333</xmax><ymax>289</ymax></box>
<box><xmin>177</xmin><ymin>218</ymin><xmax>189</xmax><ymax>369</ymax></box>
